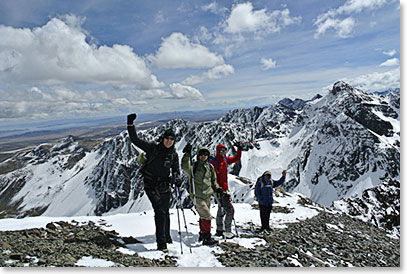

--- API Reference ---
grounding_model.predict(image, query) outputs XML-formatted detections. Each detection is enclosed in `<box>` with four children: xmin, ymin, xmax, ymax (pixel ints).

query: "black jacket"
<box><xmin>128</xmin><ymin>126</ymin><xmax>180</xmax><ymax>190</ymax></box>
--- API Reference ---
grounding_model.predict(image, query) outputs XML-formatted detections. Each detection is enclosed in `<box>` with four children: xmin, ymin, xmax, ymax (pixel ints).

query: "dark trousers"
<box><xmin>259</xmin><ymin>205</ymin><xmax>272</xmax><ymax>229</ymax></box>
<box><xmin>145</xmin><ymin>189</ymin><xmax>171</xmax><ymax>248</ymax></box>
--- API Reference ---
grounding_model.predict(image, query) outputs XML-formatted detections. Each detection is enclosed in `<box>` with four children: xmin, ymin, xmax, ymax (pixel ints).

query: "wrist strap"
<box><xmin>128</xmin><ymin>124</ymin><xmax>134</xmax><ymax>126</ymax></box>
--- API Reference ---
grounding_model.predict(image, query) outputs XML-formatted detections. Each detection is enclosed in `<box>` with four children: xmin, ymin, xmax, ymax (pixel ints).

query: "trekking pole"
<box><xmin>177</xmin><ymin>187</ymin><xmax>192</xmax><ymax>254</ymax></box>
<box><xmin>189</xmin><ymin>157</ymin><xmax>197</xmax><ymax>206</ymax></box>
<box><xmin>230</xmin><ymin>205</ymin><xmax>239</xmax><ymax>238</ymax></box>
<box><xmin>173</xmin><ymin>179</ymin><xmax>184</xmax><ymax>255</ymax></box>
<box><xmin>213</xmin><ymin>192</ymin><xmax>225</xmax><ymax>216</ymax></box>
<box><xmin>175</xmin><ymin>193</ymin><xmax>183</xmax><ymax>255</ymax></box>
<box><xmin>225</xmin><ymin>195</ymin><xmax>239</xmax><ymax>238</ymax></box>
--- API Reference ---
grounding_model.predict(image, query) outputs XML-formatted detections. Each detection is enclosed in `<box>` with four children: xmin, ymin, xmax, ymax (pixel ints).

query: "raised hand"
<box><xmin>183</xmin><ymin>143</ymin><xmax>192</xmax><ymax>154</ymax></box>
<box><xmin>127</xmin><ymin>113</ymin><xmax>137</xmax><ymax>124</ymax></box>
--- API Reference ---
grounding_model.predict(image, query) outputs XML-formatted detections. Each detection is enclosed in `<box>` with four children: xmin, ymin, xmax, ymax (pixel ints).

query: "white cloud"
<box><xmin>224</xmin><ymin>2</ymin><xmax>301</xmax><ymax>34</ymax></box>
<box><xmin>201</xmin><ymin>2</ymin><xmax>227</xmax><ymax>15</ymax></box>
<box><xmin>195</xmin><ymin>26</ymin><xmax>213</xmax><ymax>43</ymax></box>
<box><xmin>314</xmin><ymin>0</ymin><xmax>387</xmax><ymax>38</ymax></box>
<box><xmin>135</xmin><ymin>89</ymin><xmax>173</xmax><ymax>100</ymax></box>
<box><xmin>182</xmin><ymin>64</ymin><xmax>234</xmax><ymax>85</ymax></box>
<box><xmin>379</xmin><ymin>58</ymin><xmax>399</xmax><ymax>67</ymax></box>
<box><xmin>261</xmin><ymin>58</ymin><xmax>277</xmax><ymax>70</ymax></box>
<box><xmin>336</xmin><ymin>0</ymin><xmax>387</xmax><ymax>14</ymax></box>
<box><xmin>342</xmin><ymin>68</ymin><xmax>400</xmax><ymax>92</ymax></box>
<box><xmin>383</xmin><ymin>49</ymin><xmax>397</xmax><ymax>57</ymax></box>
<box><xmin>169</xmin><ymin>83</ymin><xmax>204</xmax><ymax>100</ymax></box>
<box><xmin>0</xmin><ymin>16</ymin><xmax>164</xmax><ymax>90</ymax></box>
<box><xmin>314</xmin><ymin>17</ymin><xmax>355</xmax><ymax>38</ymax></box>
<box><xmin>154</xmin><ymin>10</ymin><xmax>167</xmax><ymax>24</ymax></box>
<box><xmin>0</xmin><ymin>85</ymin><xmax>149</xmax><ymax>118</ymax></box>
<box><xmin>149</xmin><ymin>32</ymin><xmax>224</xmax><ymax>69</ymax></box>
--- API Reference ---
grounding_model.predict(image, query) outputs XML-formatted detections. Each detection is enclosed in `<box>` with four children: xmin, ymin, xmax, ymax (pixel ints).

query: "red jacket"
<box><xmin>210</xmin><ymin>144</ymin><xmax>242</xmax><ymax>191</ymax></box>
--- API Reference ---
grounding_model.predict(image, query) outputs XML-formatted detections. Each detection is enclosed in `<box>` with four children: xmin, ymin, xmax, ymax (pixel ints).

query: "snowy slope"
<box><xmin>0</xmin><ymin>186</ymin><xmax>323</xmax><ymax>267</ymax></box>
<box><xmin>0</xmin><ymin>81</ymin><xmax>400</xmax><ymax>236</ymax></box>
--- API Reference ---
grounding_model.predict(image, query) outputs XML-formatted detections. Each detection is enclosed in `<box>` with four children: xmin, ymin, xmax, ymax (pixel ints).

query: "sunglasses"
<box><xmin>219</xmin><ymin>149</ymin><xmax>227</xmax><ymax>153</ymax></box>
<box><xmin>164</xmin><ymin>136</ymin><xmax>175</xmax><ymax>141</ymax></box>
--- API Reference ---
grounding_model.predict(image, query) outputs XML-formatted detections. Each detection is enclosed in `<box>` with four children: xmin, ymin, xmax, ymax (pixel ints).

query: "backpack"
<box><xmin>259</xmin><ymin>176</ymin><xmax>272</xmax><ymax>190</ymax></box>
<box><xmin>210</xmin><ymin>156</ymin><xmax>227</xmax><ymax>172</ymax></box>
<box><xmin>137</xmin><ymin>152</ymin><xmax>147</xmax><ymax>166</ymax></box>
<box><xmin>192</xmin><ymin>160</ymin><xmax>215</xmax><ymax>176</ymax></box>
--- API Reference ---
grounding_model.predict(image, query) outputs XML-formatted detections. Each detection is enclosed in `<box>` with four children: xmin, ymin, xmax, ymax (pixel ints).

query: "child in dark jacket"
<box><xmin>254</xmin><ymin>170</ymin><xmax>286</xmax><ymax>231</ymax></box>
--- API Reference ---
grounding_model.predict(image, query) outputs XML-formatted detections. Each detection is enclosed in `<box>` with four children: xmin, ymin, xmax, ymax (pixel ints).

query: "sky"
<box><xmin>0</xmin><ymin>0</ymin><xmax>401</xmax><ymax>123</ymax></box>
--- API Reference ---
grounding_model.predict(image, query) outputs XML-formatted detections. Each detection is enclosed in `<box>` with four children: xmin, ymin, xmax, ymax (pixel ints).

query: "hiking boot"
<box><xmin>157</xmin><ymin>244</ymin><xmax>168</xmax><ymax>252</ymax></box>
<box><xmin>223</xmin><ymin>232</ymin><xmax>234</xmax><ymax>239</ymax></box>
<box><xmin>215</xmin><ymin>230</ymin><xmax>224</xmax><ymax>237</ymax></box>
<box><xmin>202</xmin><ymin>237</ymin><xmax>218</xmax><ymax>246</ymax></box>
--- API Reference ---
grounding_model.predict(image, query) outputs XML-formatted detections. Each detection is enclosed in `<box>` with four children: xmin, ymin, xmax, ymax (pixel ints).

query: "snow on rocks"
<box><xmin>0</xmin><ymin>187</ymin><xmax>399</xmax><ymax>267</ymax></box>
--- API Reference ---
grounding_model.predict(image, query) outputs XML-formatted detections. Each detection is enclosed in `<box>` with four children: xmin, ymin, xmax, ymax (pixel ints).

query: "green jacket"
<box><xmin>181</xmin><ymin>147</ymin><xmax>220</xmax><ymax>200</ymax></box>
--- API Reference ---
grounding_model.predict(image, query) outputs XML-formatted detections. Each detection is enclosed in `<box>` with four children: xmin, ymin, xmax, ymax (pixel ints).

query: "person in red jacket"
<box><xmin>210</xmin><ymin>143</ymin><xmax>242</xmax><ymax>239</ymax></box>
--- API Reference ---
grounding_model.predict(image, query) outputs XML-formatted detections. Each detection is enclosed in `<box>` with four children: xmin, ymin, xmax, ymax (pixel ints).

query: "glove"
<box><xmin>127</xmin><ymin>113</ymin><xmax>137</xmax><ymax>124</ymax></box>
<box><xmin>182</xmin><ymin>143</ymin><xmax>192</xmax><ymax>154</ymax></box>
<box><xmin>175</xmin><ymin>178</ymin><xmax>182</xmax><ymax>187</ymax></box>
<box><xmin>234</xmin><ymin>141</ymin><xmax>243</xmax><ymax>150</ymax></box>
<box><xmin>223</xmin><ymin>193</ymin><xmax>231</xmax><ymax>201</ymax></box>
<box><xmin>216</xmin><ymin>188</ymin><xmax>223</xmax><ymax>196</ymax></box>
<box><xmin>282</xmin><ymin>170</ymin><xmax>287</xmax><ymax>177</ymax></box>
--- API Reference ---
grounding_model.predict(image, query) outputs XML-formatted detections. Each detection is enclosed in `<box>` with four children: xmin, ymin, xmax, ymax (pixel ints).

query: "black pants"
<box><xmin>145</xmin><ymin>189</ymin><xmax>171</xmax><ymax>248</ymax></box>
<box><xmin>259</xmin><ymin>205</ymin><xmax>272</xmax><ymax>230</ymax></box>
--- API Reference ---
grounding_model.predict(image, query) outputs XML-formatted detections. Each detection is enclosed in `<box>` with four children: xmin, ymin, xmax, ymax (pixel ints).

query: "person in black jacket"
<box><xmin>127</xmin><ymin>113</ymin><xmax>182</xmax><ymax>252</ymax></box>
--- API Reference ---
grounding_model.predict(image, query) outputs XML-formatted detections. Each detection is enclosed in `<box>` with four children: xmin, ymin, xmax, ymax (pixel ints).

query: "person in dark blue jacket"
<box><xmin>254</xmin><ymin>170</ymin><xmax>286</xmax><ymax>231</ymax></box>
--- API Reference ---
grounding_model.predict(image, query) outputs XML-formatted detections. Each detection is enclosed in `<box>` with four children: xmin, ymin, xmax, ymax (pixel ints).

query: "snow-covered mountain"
<box><xmin>0</xmin><ymin>81</ymin><xmax>400</xmax><ymax>235</ymax></box>
<box><xmin>333</xmin><ymin>178</ymin><xmax>400</xmax><ymax>237</ymax></box>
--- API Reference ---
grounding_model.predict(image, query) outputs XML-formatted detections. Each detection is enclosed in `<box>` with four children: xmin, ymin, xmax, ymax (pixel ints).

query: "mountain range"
<box><xmin>0</xmin><ymin>81</ymin><xmax>400</xmax><ymax>237</ymax></box>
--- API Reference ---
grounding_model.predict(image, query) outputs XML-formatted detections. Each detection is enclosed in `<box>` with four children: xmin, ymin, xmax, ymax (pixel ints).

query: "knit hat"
<box><xmin>162</xmin><ymin>129</ymin><xmax>176</xmax><ymax>140</ymax></box>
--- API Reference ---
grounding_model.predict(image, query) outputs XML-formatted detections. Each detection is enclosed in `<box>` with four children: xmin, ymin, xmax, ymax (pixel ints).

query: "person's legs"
<box><xmin>146</xmin><ymin>189</ymin><xmax>170</xmax><ymax>250</ymax></box>
<box><xmin>196</xmin><ymin>198</ymin><xmax>213</xmax><ymax>238</ymax></box>
<box><xmin>224</xmin><ymin>198</ymin><xmax>234</xmax><ymax>233</ymax></box>
<box><xmin>264</xmin><ymin>206</ymin><xmax>272</xmax><ymax>230</ymax></box>
<box><xmin>259</xmin><ymin>205</ymin><xmax>268</xmax><ymax>230</ymax></box>
<box><xmin>216</xmin><ymin>204</ymin><xmax>225</xmax><ymax>235</ymax></box>
<box><xmin>203</xmin><ymin>202</ymin><xmax>217</xmax><ymax>244</ymax></box>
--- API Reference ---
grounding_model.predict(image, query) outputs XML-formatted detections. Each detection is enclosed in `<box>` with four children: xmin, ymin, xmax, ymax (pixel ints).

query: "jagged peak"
<box><xmin>310</xmin><ymin>94</ymin><xmax>323</xmax><ymax>101</ymax></box>
<box><xmin>331</xmin><ymin>81</ymin><xmax>355</xmax><ymax>96</ymax></box>
<box><xmin>278</xmin><ymin>98</ymin><xmax>306</xmax><ymax>110</ymax></box>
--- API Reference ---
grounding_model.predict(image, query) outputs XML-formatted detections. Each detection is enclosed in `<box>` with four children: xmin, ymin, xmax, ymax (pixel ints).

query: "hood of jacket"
<box><xmin>197</xmin><ymin>146</ymin><xmax>210</xmax><ymax>159</ymax></box>
<box><xmin>215</xmin><ymin>144</ymin><xmax>226</xmax><ymax>159</ymax></box>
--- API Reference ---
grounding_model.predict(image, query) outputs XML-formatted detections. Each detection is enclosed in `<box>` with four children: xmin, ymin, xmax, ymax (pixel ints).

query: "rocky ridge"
<box><xmin>333</xmin><ymin>179</ymin><xmax>400</xmax><ymax>237</ymax></box>
<box><xmin>0</xmin><ymin>196</ymin><xmax>399</xmax><ymax>267</ymax></box>
<box><xmin>0</xmin><ymin>220</ymin><xmax>176</xmax><ymax>267</ymax></box>
<box><xmin>218</xmin><ymin>211</ymin><xmax>399</xmax><ymax>267</ymax></box>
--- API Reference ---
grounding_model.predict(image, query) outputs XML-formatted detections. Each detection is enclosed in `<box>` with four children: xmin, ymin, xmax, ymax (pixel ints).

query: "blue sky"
<box><xmin>0</xmin><ymin>0</ymin><xmax>400</xmax><ymax>122</ymax></box>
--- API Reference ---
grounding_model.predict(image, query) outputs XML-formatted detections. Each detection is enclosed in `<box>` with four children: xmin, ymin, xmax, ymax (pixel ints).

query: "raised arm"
<box><xmin>226</xmin><ymin>143</ymin><xmax>242</xmax><ymax>165</ymax></box>
<box><xmin>127</xmin><ymin>113</ymin><xmax>155</xmax><ymax>153</ymax></box>
<box><xmin>273</xmin><ymin>170</ymin><xmax>286</xmax><ymax>187</ymax></box>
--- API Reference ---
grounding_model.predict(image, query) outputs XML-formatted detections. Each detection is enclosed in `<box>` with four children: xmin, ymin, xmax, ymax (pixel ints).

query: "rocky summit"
<box><xmin>0</xmin><ymin>220</ymin><xmax>176</xmax><ymax>267</ymax></box>
<box><xmin>0</xmin><ymin>210</ymin><xmax>399</xmax><ymax>267</ymax></box>
<box><xmin>218</xmin><ymin>212</ymin><xmax>399</xmax><ymax>267</ymax></box>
